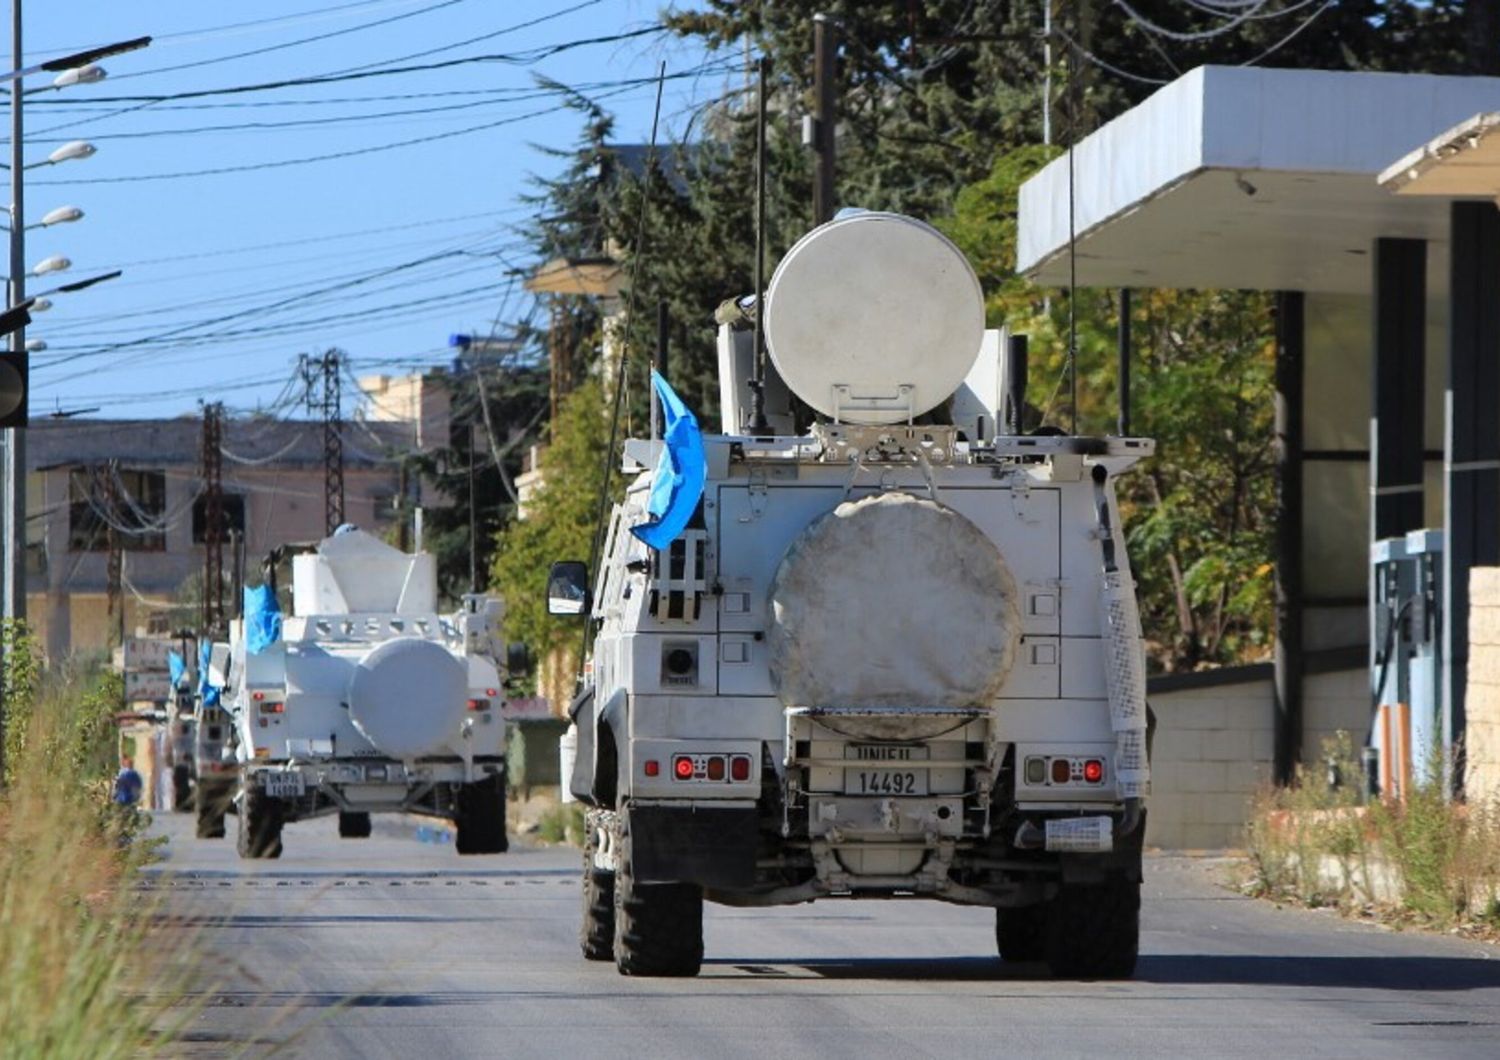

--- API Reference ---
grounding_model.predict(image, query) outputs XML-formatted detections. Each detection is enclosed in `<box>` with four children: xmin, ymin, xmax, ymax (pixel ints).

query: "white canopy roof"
<box><xmin>1018</xmin><ymin>66</ymin><xmax>1500</xmax><ymax>294</ymax></box>
<box><xmin>1380</xmin><ymin>111</ymin><xmax>1500</xmax><ymax>198</ymax></box>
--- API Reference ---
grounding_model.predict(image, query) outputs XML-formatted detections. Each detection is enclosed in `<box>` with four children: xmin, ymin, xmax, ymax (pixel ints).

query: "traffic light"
<box><xmin>0</xmin><ymin>301</ymin><xmax>32</xmax><ymax>429</ymax></box>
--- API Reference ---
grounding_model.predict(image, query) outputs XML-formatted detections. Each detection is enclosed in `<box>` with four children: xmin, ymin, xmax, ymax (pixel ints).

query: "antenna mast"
<box><xmin>200</xmin><ymin>401</ymin><xmax>225</xmax><ymax>634</ymax></box>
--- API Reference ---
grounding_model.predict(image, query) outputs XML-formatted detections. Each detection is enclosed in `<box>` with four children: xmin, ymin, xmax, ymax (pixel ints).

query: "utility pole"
<box><xmin>4</xmin><ymin>0</ymin><xmax>26</xmax><ymax>629</ymax></box>
<box><xmin>396</xmin><ymin>459</ymin><xmax>410</xmax><ymax>553</ymax></box>
<box><xmin>1042</xmin><ymin>0</ymin><xmax>1053</xmax><ymax>145</ymax></box>
<box><xmin>101</xmin><ymin>463</ymin><xmax>123</xmax><ymax>648</ymax></box>
<box><xmin>812</xmin><ymin>14</ymin><xmax>839</xmax><ymax>226</ymax></box>
<box><xmin>200</xmin><ymin>402</ymin><xmax>225</xmax><ymax>635</ymax></box>
<box><xmin>302</xmin><ymin>350</ymin><xmax>345</xmax><ymax>534</ymax></box>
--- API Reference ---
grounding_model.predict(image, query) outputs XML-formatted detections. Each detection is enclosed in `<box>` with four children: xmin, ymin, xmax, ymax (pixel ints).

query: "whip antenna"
<box><xmin>578</xmin><ymin>62</ymin><xmax>667</xmax><ymax>685</ymax></box>
<box><xmin>1067</xmin><ymin>40</ymin><xmax>1079</xmax><ymax>436</ymax></box>
<box><xmin>748</xmin><ymin>55</ymin><xmax>771</xmax><ymax>433</ymax></box>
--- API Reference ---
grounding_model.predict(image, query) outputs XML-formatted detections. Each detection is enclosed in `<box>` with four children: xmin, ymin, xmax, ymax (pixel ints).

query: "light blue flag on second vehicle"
<box><xmin>197</xmin><ymin>638</ymin><xmax>220</xmax><ymax>708</ymax></box>
<box><xmin>243</xmin><ymin>584</ymin><xmax>283</xmax><ymax>656</ymax></box>
<box><xmin>630</xmin><ymin>370</ymin><xmax>706</xmax><ymax>551</ymax></box>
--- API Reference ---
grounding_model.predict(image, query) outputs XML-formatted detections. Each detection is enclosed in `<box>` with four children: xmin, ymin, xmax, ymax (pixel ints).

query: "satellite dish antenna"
<box><xmin>763</xmin><ymin>212</ymin><xmax>984</xmax><ymax>426</ymax></box>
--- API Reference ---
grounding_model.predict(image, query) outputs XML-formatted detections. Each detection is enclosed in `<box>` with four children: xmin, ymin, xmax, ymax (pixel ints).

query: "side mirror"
<box><xmin>547</xmin><ymin>560</ymin><xmax>590</xmax><ymax>616</ymax></box>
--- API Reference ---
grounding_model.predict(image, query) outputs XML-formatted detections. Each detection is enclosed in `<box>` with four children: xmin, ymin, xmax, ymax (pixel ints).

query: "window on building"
<box><xmin>68</xmin><ymin>467</ymin><xmax>167</xmax><ymax>552</ymax></box>
<box><xmin>192</xmin><ymin>494</ymin><xmax>247</xmax><ymax>543</ymax></box>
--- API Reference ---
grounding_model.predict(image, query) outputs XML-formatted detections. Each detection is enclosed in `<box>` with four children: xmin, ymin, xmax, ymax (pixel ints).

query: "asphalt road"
<box><xmin>145</xmin><ymin>812</ymin><xmax>1500</xmax><ymax>1059</ymax></box>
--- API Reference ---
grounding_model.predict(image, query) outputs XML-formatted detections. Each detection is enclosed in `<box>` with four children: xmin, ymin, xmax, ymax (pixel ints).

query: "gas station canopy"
<box><xmin>1018</xmin><ymin>66</ymin><xmax>1500</xmax><ymax>294</ymax></box>
<box><xmin>1381</xmin><ymin>111</ymin><xmax>1500</xmax><ymax>199</ymax></box>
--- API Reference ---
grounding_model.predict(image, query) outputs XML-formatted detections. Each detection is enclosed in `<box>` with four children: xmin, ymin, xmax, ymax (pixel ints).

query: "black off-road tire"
<box><xmin>195</xmin><ymin>781</ymin><xmax>228</xmax><ymax>839</ymax></box>
<box><xmin>612</xmin><ymin>815</ymin><xmax>703</xmax><ymax>977</ymax></box>
<box><xmin>995</xmin><ymin>905</ymin><xmax>1048</xmax><ymax>963</ymax></box>
<box><xmin>172</xmin><ymin>764</ymin><xmax>193</xmax><ymax>813</ymax></box>
<box><xmin>455</xmin><ymin>772</ymin><xmax>508</xmax><ymax>855</ymax></box>
<box><xmin>1043</xmin><ymin>876</ymin><xmax>1140</xmax><ymax>980</ymax></box>
<box><xmin>236</xmin><ymin>786</ymin><xmax>284</xmax><ymax>860</ymax></box>
<box><xmin>338</xmin><ymin>811</ymin><xmax>372</xmax><ymax>839</ymax></box>
<box><xmin>580</xmin><ymin>816</ymin><xmax>615</xmax><ymax>961</ymax></box>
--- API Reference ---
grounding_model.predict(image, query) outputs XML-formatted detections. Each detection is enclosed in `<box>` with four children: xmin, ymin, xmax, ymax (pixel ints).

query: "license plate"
<box><xmin>845</xmin><ymin>768</ymin><xmax>928</xmax><ymax>796</ymax></box>
<box><xmin>263</xmin><ymin>772</ymin><xmax>306</xmax><ymax>798</ymax></box>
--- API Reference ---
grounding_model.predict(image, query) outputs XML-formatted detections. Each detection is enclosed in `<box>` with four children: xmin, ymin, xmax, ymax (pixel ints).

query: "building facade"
<box><xmin>26</xmin><ymin>375</ymin><xmax>450</xmax><ymax>661</ymax></box>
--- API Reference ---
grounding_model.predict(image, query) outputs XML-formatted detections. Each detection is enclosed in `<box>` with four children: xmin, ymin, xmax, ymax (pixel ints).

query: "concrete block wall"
<box><xmin>1467</xmin><ymin>568</ymin><xmax>1500</xmax><ymax>806</ymax></box>
<box><xmin>1303</xmin><ymin>669</ymin><xmax>1370</xmax><ymax>762</ymax></box>
<box><xmin>1147</xmin><ymin>675</ymin><xmax>1274</xmax><ymax>849</ymax></box>
<box><xmin>1145</xmin><ymin>667</ymin><xmax>1368</xmax><ymax>849</ymax></box>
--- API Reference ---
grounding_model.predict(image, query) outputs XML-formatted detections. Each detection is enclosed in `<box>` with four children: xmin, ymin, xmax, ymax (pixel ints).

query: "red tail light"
<box><xmin>1050</xmin><ymin>758</ymin><xmax>1071</xmax><ymax>784</ymax></box>
<box><xmin>673</xmin><ymin>756</ymin><xmax>694</xmax><ymax>780</ymax></box>
<box><xmin>706</xmin><ymin>756</ymin><xmax>726</xmax><ymax>781</ymax></box>
<box><xmin>259</xmin><ymin>701</ymin><xmax>284</xmax><ymax>715</ymax></box>
<box><xmin>730</xmin><ymin>755</ymin><xmax>752</xmax><ymax>782</ymax></box>
<box><xmin>644</xmin><ymin>759</ymin><xmax>660</xmax><ymax>777</ymax></box>
<box><xmin>466</xmin><ymin>698</ymin><xmax>490</xmax><ymax>712</ymax></box>
<box><xmin>1083</xmin><ymin>759</ymin><xmax>1105</xmax><ymax>784</ymax></box>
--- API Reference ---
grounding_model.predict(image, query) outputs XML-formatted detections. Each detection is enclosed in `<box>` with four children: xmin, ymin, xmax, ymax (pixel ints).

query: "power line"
<box><xmin>31</xmin><ymin>75</ymin><xmax>677</xmax><ymax>185</ymax></box>
<box><xmin>1239</xmin><ymin>1</ymin><xmax>1337</xmax><ymax>65</ymax></box>
<box><xmin>1057</xmin><ymin>29</ymin><xmax>1167</xmax><ymax>86</ymax></box>
<box><xmin>324</xmin><ymin>0</ymin><xmax>608</xmax><ymax>76</ymax></box>
<box><xmin>37</xmin><ymin>247</ymin><xmax>517</xmax><ymax>352</ymax></box>
<box><xmin>24</xmin><ymin>27</ymin><xmax>674</xmax><ymax>106</ymax></box>
<box><xmin>36</xmin><ymin>246</ymin><xmax>482</xmax><ymax>372</ymax></box>
<box><xmin>27</xmin><ymin>89</ymin><xmax>570</xmax><ymax>143</ymax></box>
<box><xmin>39</xmin><ymin>277</ymin><xmax>513</xmax><ymax>355</ymax></box>
<box><xmin>31</xmin><ymin>97</ymin><xmax>588</xmax><ymax>185</ymax></box>
<box><xmin>29</xmin><ymin>0</ymin><xmax>437</xmax><ymax>55</ymax></box>
<box><xmin>109</xmin><ymin>0</ymin><xmax>472</xmax><ymax>83</ymax></box>
<box><xmin>73</xmin><ymin>205</ymin><xmax>527</xmax><ymax>275</ymax></box>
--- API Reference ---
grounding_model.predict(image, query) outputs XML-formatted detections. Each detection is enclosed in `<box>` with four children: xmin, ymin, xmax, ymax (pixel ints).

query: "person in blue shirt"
<box><xmin>113</xmin><ymin>756</ymin><xmax>144</xmax><ymax>807</ymax></box>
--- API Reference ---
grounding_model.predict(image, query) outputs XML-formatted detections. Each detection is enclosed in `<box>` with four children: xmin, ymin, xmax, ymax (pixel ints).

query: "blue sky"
<box><xmin>15</xmin><ymin>1</ymin><xmax>727</xmax><ymax>420</ymax></box>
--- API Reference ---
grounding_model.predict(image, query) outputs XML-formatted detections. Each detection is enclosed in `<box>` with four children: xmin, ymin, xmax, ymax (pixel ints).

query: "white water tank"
<box><xmin>763</xmin><ymin>212</ymin><xmax>985</xmax><ymax>426</ymax></box>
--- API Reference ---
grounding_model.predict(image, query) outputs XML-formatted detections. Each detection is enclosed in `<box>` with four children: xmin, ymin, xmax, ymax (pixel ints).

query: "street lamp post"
<box><xmin>7</xmin><ymin>0</ymin><xmax>26</xmax><ymax>629</ymax></box>
<box><xmin>2</xmin><ymin>10</ymin><xmax>149</xmax><ymax>627</ymax></box>
<box><xmin>0</xmin><ymin>5</ymin><xmax>150</xmax><ymax>786</ymax></box>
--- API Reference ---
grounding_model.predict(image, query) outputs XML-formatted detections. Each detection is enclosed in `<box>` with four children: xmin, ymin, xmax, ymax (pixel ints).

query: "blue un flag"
<box><xmin>630</xmin><ymin>370</ymin><xmax>706</xmax><ymax>550</ymax></box>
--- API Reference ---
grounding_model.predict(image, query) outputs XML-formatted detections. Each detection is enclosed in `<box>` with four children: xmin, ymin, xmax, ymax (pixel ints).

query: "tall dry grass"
<box><xmin>0</xmin><ymin>627</ymin><xmax>195</xmax><ymax>1058</ymax></box>
<box><xmin>1246</xmin><ymin>731</ymin><xmax>1500</xmax><ymax>933</ymax></box>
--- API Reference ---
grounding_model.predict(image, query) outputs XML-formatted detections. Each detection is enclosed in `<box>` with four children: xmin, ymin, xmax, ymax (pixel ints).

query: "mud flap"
<box><xmin>629</xmin><ymin>804</ymin><xmax>758</xmax><ymax>890</ymax></box>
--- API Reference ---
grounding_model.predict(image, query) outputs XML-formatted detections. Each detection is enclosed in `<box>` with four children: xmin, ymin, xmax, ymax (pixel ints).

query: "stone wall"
<box><xmin>1467</xmin><ymin>568</ymin><xmax>1500</xmax><ymax>806</ymax></box>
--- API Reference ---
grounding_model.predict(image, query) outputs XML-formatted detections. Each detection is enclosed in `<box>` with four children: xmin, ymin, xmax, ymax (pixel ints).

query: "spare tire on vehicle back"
<box><xmin>766</xmin><ymin>492</ymin><xmax>1020</xmax><ymax>740</ymax></box>
<box><xmin>347</xmin><ymin>637</ymin><xmax>466</xmax><ymax>758</ymax></box>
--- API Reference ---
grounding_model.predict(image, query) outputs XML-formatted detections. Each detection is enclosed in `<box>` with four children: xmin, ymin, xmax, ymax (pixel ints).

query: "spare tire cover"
<box><xmin>347</xmin><ymin>637</ymin><xmax>467</xmax><ymax>758</ymax></box>
<box><xmin>767</xmin><ymin>492</ymin><xmax>1020</xmax><ymax>711</ymax></box>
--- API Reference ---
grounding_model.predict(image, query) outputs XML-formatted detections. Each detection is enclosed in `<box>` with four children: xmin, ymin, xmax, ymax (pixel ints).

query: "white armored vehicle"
<box><xmin>553</xmin><ymin>212</ymin><xmax>1154</xmax><ymax>978</ymax></box>
<box><xmin>228</xmin><ymin>528</ymin><xmax>508</xmax><ymax>858</ymax></box>
<box><xmin>193</xmin><ymin>642</ymin><xmax>238</xmax><ymax>839</ymax></box>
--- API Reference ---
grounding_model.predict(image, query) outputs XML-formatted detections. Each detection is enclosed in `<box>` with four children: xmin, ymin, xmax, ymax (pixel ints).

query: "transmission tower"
<box><xmin>200</xmin><ymin>401</ymin><xmax>226</xmax><ymax>634</ymax></box>
<box><xmin>301</xmin><ymin>350</ymin><xmax>345</xmax><ymax>534</ymax></box>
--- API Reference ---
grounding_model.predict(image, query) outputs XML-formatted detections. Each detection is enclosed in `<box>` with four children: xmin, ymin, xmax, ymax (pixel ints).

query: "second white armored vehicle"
<box><xmin>193</xmin><ymin>643</ymin><xmax>238</xmax><ymax>839</ymax></box>
<box><xmin>226</xmin><ymin>529</ymin><xmax>508</xmax><ymax>858</ymax></box>
<box><xmin>554</xmin><ymin>212</ymin><xmax>1154</xmax><ymax>979</ymax></box>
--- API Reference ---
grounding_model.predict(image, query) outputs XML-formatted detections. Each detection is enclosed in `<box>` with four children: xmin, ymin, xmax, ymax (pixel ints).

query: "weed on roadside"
<box><xmin>1245</xmin><ymin>731</ymin><xmax>1500</xmax><ymax>941</ymax></box>
<box><xmin>0</xmin><ymin>633</ymin><xmax>200</xmax><ymax>1058</ymax></box>
<box><xmin>534</xmin><ymin>802</ymin><xmax>585</xmax><ymax>846</ymax></box>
